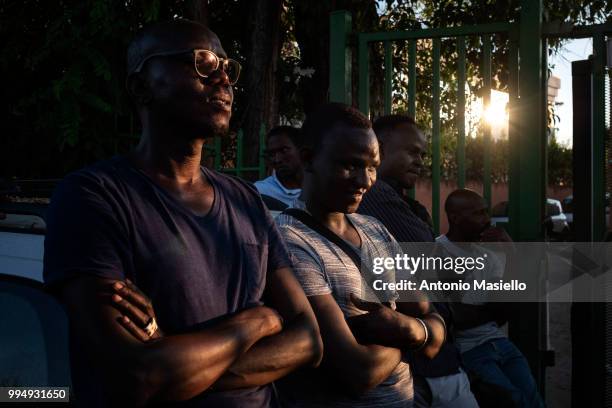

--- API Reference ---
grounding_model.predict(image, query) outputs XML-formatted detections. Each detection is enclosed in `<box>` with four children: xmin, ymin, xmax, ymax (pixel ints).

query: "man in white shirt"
<box><xmin>437</xmin><ymin>189</ymin><xmax>544</xmax><ymax>408</ymax></box>
<box><xmin>255</xmin><ymin>126</ymin><xmax>303</xmax><ymax>209</ymax></box>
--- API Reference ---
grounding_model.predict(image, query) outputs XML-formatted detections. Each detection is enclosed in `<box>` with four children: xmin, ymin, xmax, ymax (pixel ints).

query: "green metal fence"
<box><xmin>204</xmin><ymin>124</ymin><xmax>267</xmax><ymax>179</ymax></box>
<box><xmin>332</xmin><ymin>15</ymin><xmax>517</xmax><ymax>234</ymax></box>
<box><xmin>330</xmin><ymin>4</ymin><xmax>611</xmax><ymax>242</ymax></box>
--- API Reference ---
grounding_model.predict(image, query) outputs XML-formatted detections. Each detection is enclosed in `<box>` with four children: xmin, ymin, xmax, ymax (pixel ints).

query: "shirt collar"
<box><xmin>271</xmin><ymin>171</ymin><xmax>301</xmax><ymax>196</ymax></box>
<box><xmin>380</xmin><ymin>177</ymin><xmax>404</xmax><ymax>195</ymax></box>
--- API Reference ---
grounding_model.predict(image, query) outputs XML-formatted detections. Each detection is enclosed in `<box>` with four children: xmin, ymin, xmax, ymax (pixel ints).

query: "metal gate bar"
<box><xmin>354</xmin><ymin>26</ymin><xmax>513</xmax><ymax>234</ymax></box>
<box><xmin>482</xmin><ymin>36</ymin><xmax>492</xmax><ymax>209</ymax></box>
<box><xmin>457</xmin><ymin>37</ymin><xmax>466</xmax><ymax>189</ymax></box>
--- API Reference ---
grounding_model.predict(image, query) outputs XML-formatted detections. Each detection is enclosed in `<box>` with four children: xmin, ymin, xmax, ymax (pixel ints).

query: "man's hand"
<box><xmin>110</xmin><ymin>279</ymin><xmax>283</xmax><ymax>343</ymax></box>
<box><xmin>346</xmin><ymin>294</ymin><xmax>425</xmax><ymax>349</ymax></box>
<box><xmin>480</xmin><ymin>226</ymin><xmax>513</xmax><ymax>242</ymax></box>
<box><xmin>111</xmin><ymin>279</ymin><xmax>163</xmax><ymax>341</ymax></box>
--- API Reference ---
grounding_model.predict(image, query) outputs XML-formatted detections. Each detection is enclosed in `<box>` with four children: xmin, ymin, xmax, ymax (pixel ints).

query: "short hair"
<box><xmin>300</xmin><ymin>103</ymin><xmax>371</xmax><ymax>152</ymax></box>
<box><xmin>127</xmin><ymin>19</ymin><xmax>214</xmax><ymax>75</ymax></box>
<box><xmin>267</xmin><ymin>126</ymin><xmax>301</xmax><ymax>147</ymax></box>
<box><xmin>444</xmin><ymin>188</ymin><xmax>483</xmax><ymax>215</ymax></box>
<box><xmin>373</xmin><ymin>114</ymin><xmax>417</xmax><ymax>143</ymax></box>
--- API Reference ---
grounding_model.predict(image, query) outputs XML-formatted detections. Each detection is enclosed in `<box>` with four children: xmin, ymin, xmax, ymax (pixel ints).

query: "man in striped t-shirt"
<box><xmin>276</xmin><ymin>103</ymin><xmax>446</xmax><ymax>408</ymax></box>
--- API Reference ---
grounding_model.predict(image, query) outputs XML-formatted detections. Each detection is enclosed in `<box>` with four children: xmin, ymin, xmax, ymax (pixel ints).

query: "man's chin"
<box><xmin>197</xmin><ymin>107</ymin><xmax>231</xmax><ymax>135</ymax></box>
<box><xmin>326</xmin><ymin>200</ymin><xmax>359</xmax><ymax>215</ymax></box>
<box><xmin>276</xmin><ymin>170</ymin><xmax>296</xmax><ymax>181</ymax></box>
<box><xmin>345</xmin><ymin>200</ymin><xmax>362</xmax><ymax>214</ymax></box>
<box><xmin>198</xmin><ymin>118</ymin><xmax>230</xmax><ymax>138</ymax></box>
<box><xmin>211</xmin><ymin>122</ymin><xmax>230</xmax><ymax>137</ymax></box>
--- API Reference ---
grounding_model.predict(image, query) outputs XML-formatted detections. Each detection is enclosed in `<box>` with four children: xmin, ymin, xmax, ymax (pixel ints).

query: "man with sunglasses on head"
<box><xmin>43</xmin><ymin>19</ymin><xmax>322</xmax><ymax>408</ymax></box>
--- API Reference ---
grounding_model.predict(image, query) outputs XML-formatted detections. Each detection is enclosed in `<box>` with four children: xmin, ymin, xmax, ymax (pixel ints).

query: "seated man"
<box><xmin>275</xmin><ymin>103</ymin><xmax>446</xmax><ymax>407</ymax></box>
<box><xmin>437</xmin><ymin>189</ymin><xmax>544</xmax><ymax>408</ymax></box>
<box><xmin>255</xmin><ymin>126</ymin><xmax>303</xmax><ymax>210</ymax></box>
<box><xmin>43</xmin><ymin>19</ymin><xmax>322</xmax><ymax>407</ymax></box>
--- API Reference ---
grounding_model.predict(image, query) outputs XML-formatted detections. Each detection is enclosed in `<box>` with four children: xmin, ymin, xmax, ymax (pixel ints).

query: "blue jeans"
<box><xmin>461</xmin><ymin>337</ymin><xmax>545</xmax><ymax>408</ymax></box>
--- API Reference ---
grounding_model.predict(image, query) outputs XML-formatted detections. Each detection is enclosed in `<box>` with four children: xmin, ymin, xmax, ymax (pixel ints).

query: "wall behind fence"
<box><xmin>416</xmin><ymin>181</ymin><xmax>572</xmax><ymax>235</ymax></box>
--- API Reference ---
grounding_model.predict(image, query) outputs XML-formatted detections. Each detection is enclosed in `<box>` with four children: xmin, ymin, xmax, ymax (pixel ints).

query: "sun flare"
<box><xmin>483</xmin><ymin>91</ymin><xmax>509</xmax><ymax>129</ymax></box>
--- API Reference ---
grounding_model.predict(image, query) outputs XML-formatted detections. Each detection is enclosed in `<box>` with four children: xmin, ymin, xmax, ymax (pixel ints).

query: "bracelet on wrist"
<box><xmin>427</xmin><ymin>312</ymin><xmax>447</xmax><ymax>342</ymax></box>
<box><xmin>413</xmin><ymin>317</ymin><xmax>429</xmax><ymax>350</ymax></box>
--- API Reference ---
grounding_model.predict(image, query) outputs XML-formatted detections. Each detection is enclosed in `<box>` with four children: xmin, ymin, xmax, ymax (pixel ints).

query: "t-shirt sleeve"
<box><xmin>43</xmin><ymin>173</ymin><xmax>131</xmax><ymax>287</ymax></box>
<box><xmin>281</xmin><ymin>227</ymin><xmax>332</xmax><ymax>296</ymax></box>
<box><xmin>264</xmin><ymin>205</ymin><xmax>292</xmax><ymax>272</ymax></box>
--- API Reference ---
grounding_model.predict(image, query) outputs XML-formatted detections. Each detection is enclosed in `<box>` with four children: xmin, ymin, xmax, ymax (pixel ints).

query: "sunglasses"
<box><xmin>132</xmin><ymin>48</ymin><xmax>241</xmax><ymax>85</ymax></box>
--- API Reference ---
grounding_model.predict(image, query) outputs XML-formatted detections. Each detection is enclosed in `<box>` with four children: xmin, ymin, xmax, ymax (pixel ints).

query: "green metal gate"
<box><xmin>329</xmin><ymin>2</ymin><xmax>610</xmax><ymax>242</ymax></box>
<box><xmin>329</xmin><ymin>1</ymin><xmax>612</xmax><ymax>406</ymax></box>
<box><xmin>330</xmin><ymin>11</ymin><xmax>536</xmax><ymax>240</ymax></box>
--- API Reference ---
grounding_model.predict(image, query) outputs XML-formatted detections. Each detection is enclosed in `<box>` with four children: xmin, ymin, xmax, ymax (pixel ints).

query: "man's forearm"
<box><xmin>351</xmin><ymin>309</ymin><xmax>444</xmax><ymax>360</ymax></box>
<box><xmin>362</xmin><ymin>344</ymin><xmax>403</xmax><ymax>385</ymax></box>
<box><xmin>212</xmin><ymin>313</ymin><xmax>323</xmax><ymax>390</ymax></box>
<box><xmin>210</xmin><ymin>265</ymin><xmax>322</xmax><ymax>390</ymax></box>
<box><xmin>402</xmin><ymin>301</ymin><xmax>447</xmax><ymax>358</ymax></box>
<box><xmin>369</xmin><ymin>301</ymin><xmax>444</xmax><ymax>358</ymax></box>
<box><xmin>107</xmin><ymin>306</ymin><xmax>280</xmax><ymax>405</ymax></box>
<box><xmin>319</xmin><ymin>340</ymin><xmax>401</xmax><ymax>395</ymax></box>
<box><xmin>420</xmin><ymin>313</ymin><xmax>445</xmax><ymax>359</ymax></box>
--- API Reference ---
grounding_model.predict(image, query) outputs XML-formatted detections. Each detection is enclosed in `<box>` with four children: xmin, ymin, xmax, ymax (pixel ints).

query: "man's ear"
<box><xmin>126</xmin><ymin>73</ymin><xmax>152</xmax><ymax>106</ymax></box>
<box><xmin>300</xmin><ymin>147</ymin><xmax>315</xmax><ymax>173</ymax></box>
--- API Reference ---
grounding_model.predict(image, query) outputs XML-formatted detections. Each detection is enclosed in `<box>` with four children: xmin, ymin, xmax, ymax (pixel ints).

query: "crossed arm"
<box><xmin>211</xmin><ymin>266</ymin><xmax>323</xmax><ymax>389</ymax></box>
<box><xmin>58</xmin><ymin>266</ymin><xmax>322</xmax><ymax>407</ymax></box>
<box><xmin>347</xmin><ymin>294</ymin><xmax>445</xmax><ymax>360</ymax></box>
<box><xmin>303</xmin><ymin>292</ymin><xmax>445</xmax><ymax>397</ymax></box>
<box><xmin>307</xmin><ymin>293</ymin><xmax>402</xmax><ymax>396</ymax></box>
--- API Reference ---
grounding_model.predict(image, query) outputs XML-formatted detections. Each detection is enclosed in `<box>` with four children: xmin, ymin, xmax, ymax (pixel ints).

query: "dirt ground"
<box><xmin>546</xmin><ymin>302</ymin><xmax>572</xmax><ymax>408</ymax></box>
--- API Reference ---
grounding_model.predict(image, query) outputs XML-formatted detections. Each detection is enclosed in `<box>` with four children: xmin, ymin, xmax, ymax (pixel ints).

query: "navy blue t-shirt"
<box><xmin>43</xmin><ymin>156</ymin><xmax>291</xmax><ymax>407</ymax></box>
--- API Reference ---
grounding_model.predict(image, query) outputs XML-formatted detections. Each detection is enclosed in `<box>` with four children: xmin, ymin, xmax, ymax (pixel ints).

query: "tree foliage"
<box><xmin>1</xmin><ymin>0</ymin><xmax>605</xmax><ymax>183</ymax></box>
<box><xmin>371</xmin><ymin>0</ymin><xmax>609</xmax><ymax>187</ymax></box>
<box><xmin>1</xmin><ymin>0</ymin><xmax>251</xmax><ymax>177</ymax></box>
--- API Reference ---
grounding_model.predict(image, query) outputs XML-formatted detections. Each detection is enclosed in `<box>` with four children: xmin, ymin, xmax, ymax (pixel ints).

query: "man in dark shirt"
<box><xmin>358</xmin><ymin>115</ymin><xmax>478</xmax><ymax>407</ymax></box>
<box><xmin>43</xmin><ymin>19</ymin><xmax>322</xmax><ymax>408</ymax></box>
<box><xmin>358</xmin><ymin>115</ymin><xmax>434</xmax><ymax>242</ymax></box>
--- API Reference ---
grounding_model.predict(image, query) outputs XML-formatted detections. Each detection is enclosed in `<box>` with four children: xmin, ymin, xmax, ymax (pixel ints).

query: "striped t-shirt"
<box><xmin>276</xmin><ymin>206</ymin><xmax>413</xmax><ymax>408</ymax></box>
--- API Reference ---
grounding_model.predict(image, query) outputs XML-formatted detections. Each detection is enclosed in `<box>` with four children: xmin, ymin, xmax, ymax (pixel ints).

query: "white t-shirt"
<box><xmin>436</xmin><ymin>235</ymin><xmax>506</xmax><ymax>353</ymax></box>
<box><xmin>254</xmin><ymin>172</ymin><xmax>301</xmax><ymax>207</ymax></box>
